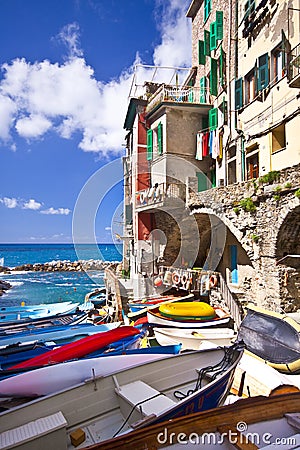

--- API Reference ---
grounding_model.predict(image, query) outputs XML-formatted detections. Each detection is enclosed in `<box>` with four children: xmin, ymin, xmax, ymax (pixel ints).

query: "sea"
<box><xmin>0</xmin><ymin>243</ymin><xmax>122</xmax><ymax>307</ymax></box>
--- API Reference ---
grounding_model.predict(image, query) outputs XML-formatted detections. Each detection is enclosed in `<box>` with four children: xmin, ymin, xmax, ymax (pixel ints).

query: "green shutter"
<box><xmin>235</xmin><ymin>78</ymin><xmax>243</xmax><ymax>110</ymax></box>
<box><xmin>209</xmin><ymin>108</ymin><xmax>218</xmax><ymax>130</ymax></box>
<box><xmin>210</xmin><ymin>58</ymin><xmax>218</xmax><ymax>96</ymax></box>
<box><xmin>210</xmin><ymin>22</ymin><xmax>217</xmax><ymax>51</ymax></box>
<box><xmin>257</xmin><ymin>53</ymin><xmax>269</xmax><ymax>91</ymax></box>
<box><xmin>219</xmin><ymin>47</ymin><xmax>224</xmax><ymax>86</ymax></box>
<box><xmin>204</xmin><ymin>30</ymin><xmax>210</xmax><ymax>56</ymax></box>
<box><xmin>157</xmin><ymin>123</ymin><xmax>163</xmax><ymax>155</ymax></box>
<box><xmin>216</xmin><ymin>11</ymin><xmax>223</xmax><ymax>40</ymax></box>
<box><xmin>198</xmin><ymin>40</ymin><xmax>206</xmax><ymax>65</ymax></box>
<box><xmin>204</xmin><ymin>0</ymin><xmax>211</xmax><ymax>22</ymax></box>
<box><xmin>147</xmin><ymin>129</ymin><xmax>153</xmax><ymax>160</ymax></box>
<box><xmin>197</xmin><ymin>172</ymin><xmax>208</xmax><ymax>192</ymax></box>
<box><xmin>200</xmin><ymin>76</ymin><xmax>207</xmax><ymax>103</ymax></box>
<box><xmin>188</xmin><ymin>88</ymin><xmax>194</xmax><ymax>103</ymax></box>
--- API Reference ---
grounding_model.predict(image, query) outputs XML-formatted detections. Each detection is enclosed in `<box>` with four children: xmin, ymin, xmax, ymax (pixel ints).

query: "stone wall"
<box><xmin>7</xmin><ymin>260</ymin><xmax>116</xmax><ymax>273</ymax></box>
<box><xmin>188</xmin><ymin>163</ymin><xmax>300</xmax><ymax>311</ymax></box>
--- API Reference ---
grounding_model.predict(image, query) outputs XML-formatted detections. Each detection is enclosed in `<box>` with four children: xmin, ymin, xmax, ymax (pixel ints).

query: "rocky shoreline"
<box><xmin>0</xmin><ymin>260</ymin><xmax>119</xmax><ymax>295</ymax></box>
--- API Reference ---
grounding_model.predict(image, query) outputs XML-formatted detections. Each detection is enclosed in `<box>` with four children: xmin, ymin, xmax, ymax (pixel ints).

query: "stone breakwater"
<box><xmin>0</xmin><ymin>280</ymin><xmax>12</xmax><ymax>296</ymax></box>
<box><xmin>0</xmin><ymin>260</ymin><xmax>118</xmax><ymax>273</ymax></box>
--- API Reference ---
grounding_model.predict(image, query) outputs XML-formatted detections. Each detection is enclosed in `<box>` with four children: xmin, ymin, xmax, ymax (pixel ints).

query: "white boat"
<box><xmin>0</xmin><ymin>352</ymin><xmax>179</xmax><ymax>398</ymax></box>
<box><xmin>153</xmin><ymin>327</ymin><xmax>235</xmax><ymax>350</ymax></box>
<box><xmin>0</xmin><ymin>343</ymin><xmax>243</xmax><ymax>449</ymax></box>
<box><xmin>0</xmin><ymin>301</ymin><xmax>79</xmax><ymax>322</ymax></box>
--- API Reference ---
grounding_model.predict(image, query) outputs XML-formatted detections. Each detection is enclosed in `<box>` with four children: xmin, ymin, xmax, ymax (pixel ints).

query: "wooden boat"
<box><xmin>0</xmin><ymin>322</ymin><xmax>121</xmax><ymax>347</ymax></box>
<box><xmin>147</xmin><ymin>305</ymin><xmax>231</xmax><ymax>328</ymax></box>
<box><xmin>153</xmin><ymin>327</ymin><xmax>235</xmax><ymax>350</ymax></box>
<box><xmin>238</xmin><ymin>305</ymin><xmax>300</xmax><ymax>374</ymax></box>
<box><xmin>0</xmin><ymin>301</ymin><xmax>80</xmax><ymax>321</ymax></box>
<box><xmin>0</xmin><ymin>342</ymin><xmax>243</xmax><ymax>448</ymax></box>
<box><xmin>0</xmin><ymin>352</ymin><xmax>180</xmax><ymax>398</ymax></box>
<box><xmin>91</xmin><ymin>391</ymin><xmax>300</xmax><ymax>450</ymax></box>
<box><xmin>0</xmin><ymin>310</ymin><xmax>88</xmax><ymax>335</ymax></box>
<box><xmin>9</xmin><ymin>326</ymin><xmax>140</xmax><ymax>370</ymax></box>
<box><xmin>127</xmin><ymin>293</ymin><xmax>194</xmax><ymax>320</ymax></box>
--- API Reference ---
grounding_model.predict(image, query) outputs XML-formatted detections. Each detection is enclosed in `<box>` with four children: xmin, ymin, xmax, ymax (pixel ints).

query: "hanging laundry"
<box><xmin>196</xmin><ymin>132</ymin><xmax>203</xmax><ymax>160</ymax></box>
<box><xmin>202</xmin><ymin>132</ymin><xmax>209</xmax><ymax>157</ymax></box>
<box><xmin>209</xmin><ymin>130</ymin><xmax>214</xmax><ymax>156</ymax></box>
<box><xmin>218</xmin><ymin>127</ymin><xmax>224</xmax><ymax>160</ymax></box>
<box><xmin>212</xmin><ymin>129</ymin><xmax>218</xmax><ymax>159</ymax></box>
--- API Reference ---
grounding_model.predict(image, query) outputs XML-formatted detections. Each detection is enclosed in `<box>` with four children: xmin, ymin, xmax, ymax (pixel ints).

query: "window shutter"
<box><xmin>257</xmin><ymin>53</ymin><xmax>269</xmax><ymax>91</ymax></box>
<box><xmin>202</xmin><ymin>116</ymin><xmax>208</xmax><ymax>130</ymax></box>
<box><xmin>147</xmin><ymin>129</ymin><xmax>153</xmax><ymax>160</ymax></box>
<box><xmin>157</xmin><ymin>123</ymin><xmax>163</xmax><ymax>155</ymax></box>
<box><xmin>219</xmin><ymin>47</ymin><xmax>224</xmax><ymax>86</ymax></box>
<box><xmin>198</xmin><ymin>40</ymin><xmax>206</xmax><ymax>65</ymax></box>
<box><xmin>204</xmin><ymin>30</ymin><xmax>210</xmax><ymax>56</ymax></box>
<box><xmin>216</xmin><ymin>11</ymin><xmax>223</xmax><ymax>40</ymax></box>
<box><xmin>204</xmin><ymin>0</ymin><xmax>211</xmax><ymax>22</ymax></box>
<box><xmin>235</xmin><ymin>78</ymin><xmax>243</xmax><ymax>110</ymax></box>
<box><xmin>200</xmin><ymin>76</ymin><xmax>207</xmax><ymax>103</ymax></box>
<box><xmin>209</xmin><ymin>108</ymin><xmax>218</xmax><ymax>130</ymax></box>
<box><xmin>210</xmin><ymin>22</ymin><xmax>217</xmax><ymax>51</ymax></box>
<box><xmin>210</xmin><ymin>58</ymin><xmax>218</xmax><ymax>96</ymax></box>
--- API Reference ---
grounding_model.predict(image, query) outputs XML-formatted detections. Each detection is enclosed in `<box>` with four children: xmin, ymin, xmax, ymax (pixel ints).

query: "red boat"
<box><xmin>10</xmin><ymin>326</ymin><xmax>139</xmax><ymax>370</ymax></box>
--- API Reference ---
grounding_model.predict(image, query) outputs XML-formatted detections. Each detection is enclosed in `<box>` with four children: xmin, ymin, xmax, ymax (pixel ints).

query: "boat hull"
<box><xmin>147</xmin><ymin>307</ymin><xmax>230</xmax><ymax>328</ymax></box>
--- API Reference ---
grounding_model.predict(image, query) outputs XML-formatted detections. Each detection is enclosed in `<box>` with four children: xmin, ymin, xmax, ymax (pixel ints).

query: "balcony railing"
<box><xmin>146</xmin><ymin>84</ymin><xmax>211</xmax><ymax>114</ymax></box>
<box><xmin>288</xmin><ymin>42</ymin><xmax>300</xmax><ymax>88</ymax></box>
<box><xmin>135</xmin><ymin>182</ymin><xmax>186</xmax><ymax>209</ymax></box>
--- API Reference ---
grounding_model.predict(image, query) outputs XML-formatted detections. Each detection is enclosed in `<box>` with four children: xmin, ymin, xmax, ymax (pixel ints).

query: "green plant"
<box><xmin>259</xmin><ymin>170</ymin><xmax>280</xmax><ymax>184</ymax></box>
<box><xmin>251</xmin><ymin>233</ymin><xmax>260</xmax><ymax>243</ymax></box>
<box><xmin>273</xmin><ymin>194</ymin><xmax>281</xmax><ymax>201</ymax></box>
<box><xmin>233</xmin><ymin>207</ymin><xmax>240</xmax><ymax>215</ymax></box>
<box><xmin>273</xmin><ymin>185</ymin><xmax>282</xmax><ymax>192</ymax></box>
<box><xmin>295</xmin><ymin>189</ymin><xmax>300</xmax><ymax>199</ymax></box>
<box><xmin>239</xmin><ymin>197</ymin><xmax>256</xmax><ymax>213</ymax></box>
<box><xmin>285</xmin><ymin>182</ymin><xmax>292</xmax><ymax>189</ymax></box>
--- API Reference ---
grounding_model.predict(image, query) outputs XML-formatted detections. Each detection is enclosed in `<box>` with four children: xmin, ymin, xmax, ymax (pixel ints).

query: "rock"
<box><xmin>0</xmin><ymin>279</ymin><xmax>12</xmax><ymax>296</ymax></box>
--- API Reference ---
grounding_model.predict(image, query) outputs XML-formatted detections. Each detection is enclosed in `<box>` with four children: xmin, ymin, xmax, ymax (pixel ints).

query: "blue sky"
<box><xmin>0</xmin><ymin>0</ymin><xmax>191</xmax><ymax>243</ymax></box>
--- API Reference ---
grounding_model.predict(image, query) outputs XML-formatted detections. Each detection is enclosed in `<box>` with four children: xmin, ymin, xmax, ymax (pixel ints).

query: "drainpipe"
<box><xmin>237</xmin><ymin>129</ymin><xmax>246</xmax><ymax>181</ymax></box>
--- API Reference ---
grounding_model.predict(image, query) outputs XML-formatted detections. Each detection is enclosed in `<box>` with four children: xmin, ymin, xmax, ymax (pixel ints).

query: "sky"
<box><xmin>0</xmin><ymin>0</ymin><xmax>192</xmax><ymax>244</ymax></box>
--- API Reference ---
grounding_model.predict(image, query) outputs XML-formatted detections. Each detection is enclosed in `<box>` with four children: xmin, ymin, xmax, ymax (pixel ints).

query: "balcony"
<box><xmin>288</xmin><ymin>42</ymin><xmax>300</xmax><ymax>88</ymax></box>
<box><xmin>146</xmin><ymin>84</ymin><xmax>211</xmax><ymax>115</ymax></box>
<box><xmin>135</xmin><ymin>182</ymin><xmax>186</xmax><ymax>210</ymax></box>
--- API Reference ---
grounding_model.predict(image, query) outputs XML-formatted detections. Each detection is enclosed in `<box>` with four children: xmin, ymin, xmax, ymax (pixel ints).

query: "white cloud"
<box><xmin>0</xmin><ymin>197</ymin><xmax>18</xmax><ymax>208</ymax></box>
<box><xmin>16</xmin><ymin>115</ymin><xmax>52</xmax><ymax>139</ymax></box>
<box><xmin>41</xmin><ymin>207</ymin><xmax>71</xmax><ymax>215</ymax></box>
<box><xmin>0</xmin><ymin>1</ymin><xmax>191</xmax><ymax>155</ymax></box>
<box><xmin>23</xmin><ymin>198</ymin><xmax>42</xmax><ymax>210</ymax></box>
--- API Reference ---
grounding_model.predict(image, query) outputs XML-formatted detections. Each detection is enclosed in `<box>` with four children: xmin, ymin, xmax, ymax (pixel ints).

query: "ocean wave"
<box><xmin>10</xmin><ymin>281</ymin><xmax>24</xmax><ymax>287</ymax></box>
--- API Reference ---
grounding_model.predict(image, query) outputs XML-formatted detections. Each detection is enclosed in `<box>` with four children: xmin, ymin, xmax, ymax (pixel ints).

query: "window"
<box><xmin>245</xmin><ymin>69</ymin><xmax>256</xmax><ymax>103</ymax></box>
<box><xmin>244</xmin><ymin>0</ymin><xmax>255</xmax><ymax>19</ymax></box>
<box><xmin>272</xmin><ymin>124</ymin><xmax>286</xmax><ymax>153</ymax></box>
<box><xmin>227</xmin><ymin>160</ymin><xmax>237</xmax><ymax>184</ymax></box>
<box><xmin>216</xmin><ymin>11</ymin><xmax>223</xmax><ymax>41</ymax></box>
<box><xmin>271</xmin><ymin>44</ymin><xmax>285</xmax><ymax>83</ymax></box>
<box><xmin>246</xmin><ymin>151</ymin><xmax>259</xmax><ymax>180</ymax></box>
<box><xmin>204</xmin><ymin>0</ymin><xmax>211</xmax><ymax>22</ymax></box>
<box><xmin>152</xmin><ymin>123</ymin><xmax>163</xmax><ymax>156</ymax></box>
<box><xmin>204</xmin><ymin>30</ymin><xmax>210</xmax><ymax>56</ymax></box>
<box><xmin>210</xmin><ymin>22</ymin><xmax>217</xmax><ymax>51</ymax></box>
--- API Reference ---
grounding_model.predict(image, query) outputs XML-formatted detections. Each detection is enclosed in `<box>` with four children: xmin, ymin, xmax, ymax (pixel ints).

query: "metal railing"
<box><xmin>146</xmin><ymin>84</ymin><xmax>211</xmax><ymax>114</ymax></box>
<box><xmin>219</xmin><ymin>273</ymin><xmax>243</xmax><ymax>328</ymax></box>
<box><xmin>288</xmin><ymin>42</ymin><xmax>300</xmax><ymax>87</ymax></box>
<box><xmin>135</xmin><ymin>182</ymin><xmax>186</xmax><ymax>208</ymax></box>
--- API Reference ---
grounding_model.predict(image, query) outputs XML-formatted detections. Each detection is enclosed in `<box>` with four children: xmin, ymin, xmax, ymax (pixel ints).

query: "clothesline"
<box><xmin>196</xmin><ymin>128</ymin><xmax>224</xmax><ymax>161</ymax></box>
